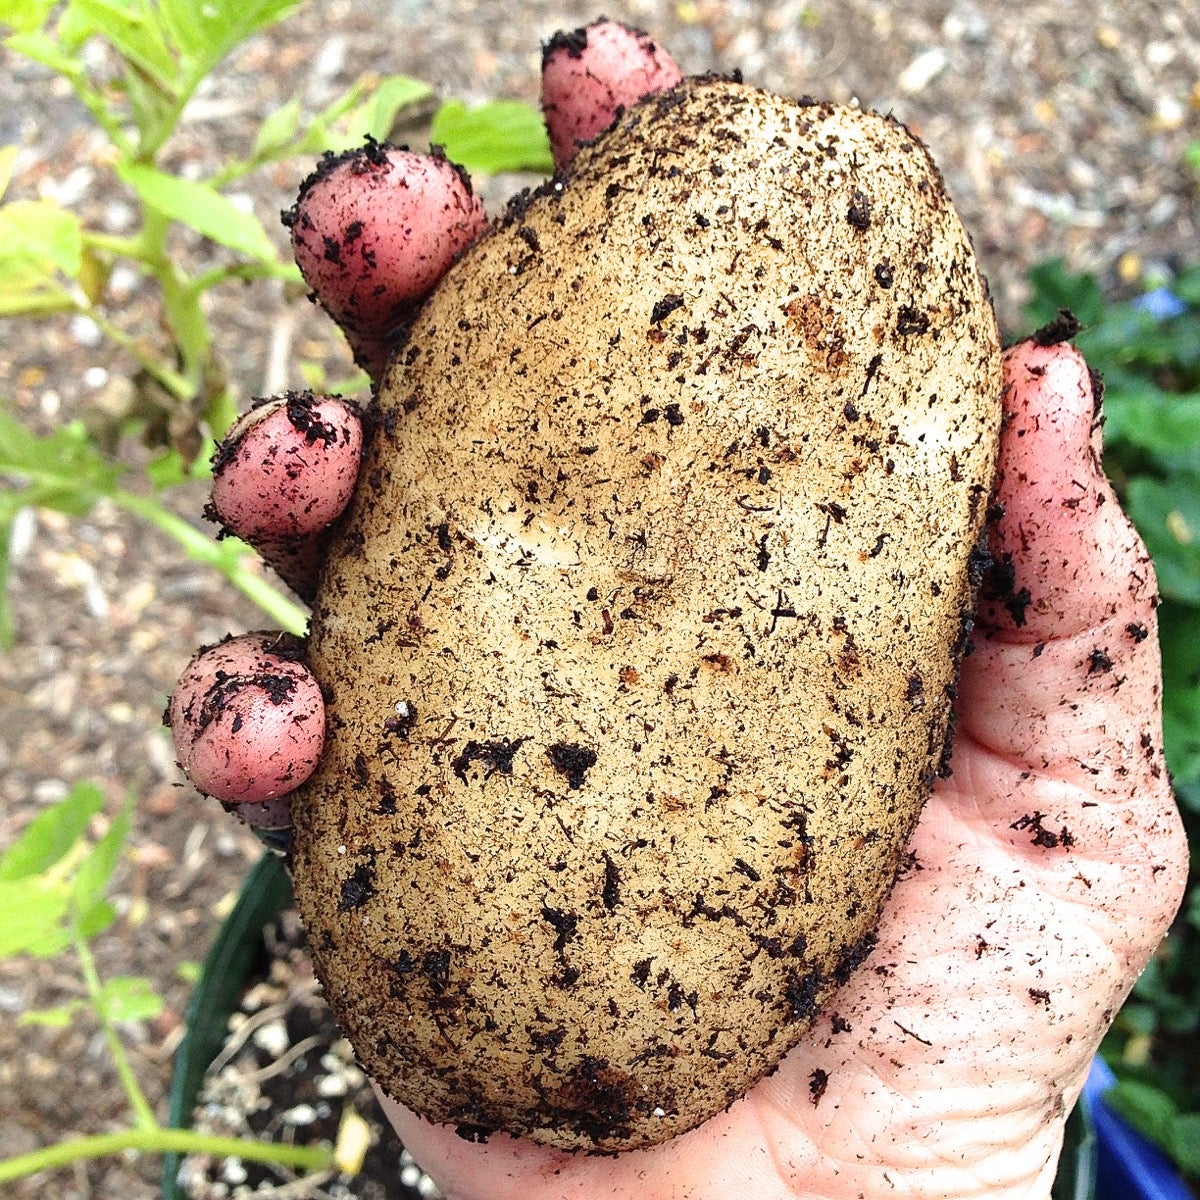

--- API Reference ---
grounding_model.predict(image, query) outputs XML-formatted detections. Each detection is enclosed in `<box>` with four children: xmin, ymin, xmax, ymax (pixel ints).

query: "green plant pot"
<box><xmin>161</xmin><ymin>851</ymin><xmax>292</xmax><ymax>1200</ymax></box>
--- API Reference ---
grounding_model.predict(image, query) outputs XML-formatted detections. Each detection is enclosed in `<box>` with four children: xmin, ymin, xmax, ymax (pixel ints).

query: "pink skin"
<box><xmin>366</xmin><ymin>341</ymin><xmax>1188</xmax><ymax>1199</ymax></box>
<box><xmin>166</xmin><ymin>633</ymin><xmax>325</xmax><ymax>808</ymax></box>
<box><xmin>207</xmin><ymin>391</ymin><xmax>363</xmax><ymax>599</ymax></box>
<box><xmin>541</xmin><ymin>19</ymin><xmax>684</xmax><ymax>169</ymax></box>
<box><xmin>285</xmin><ymin>143</ymin><xmax>488</xmax><ymax>379</ymax></box>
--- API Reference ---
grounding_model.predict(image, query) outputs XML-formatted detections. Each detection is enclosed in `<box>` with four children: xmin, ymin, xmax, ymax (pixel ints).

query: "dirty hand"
<box><xmin>167</xmin><ymin>20</ymin><xmax>1187</xmax><ymax>1200</ymax></box>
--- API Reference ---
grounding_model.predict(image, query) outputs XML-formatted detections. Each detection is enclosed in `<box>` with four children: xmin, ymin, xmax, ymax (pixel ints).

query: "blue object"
<box><xmin>1130</xmin><ymin>287</ymin><xmax>1188</xmax><ymax>321</ymax></box>
<box><xmin>1083</xmin><ymin>1057</ymin><xmax>1195</xmax><ymax>1200</ymax></box>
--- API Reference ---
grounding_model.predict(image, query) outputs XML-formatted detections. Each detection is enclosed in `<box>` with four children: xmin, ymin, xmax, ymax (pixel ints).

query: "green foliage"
<box><xmin>0</xmin><ymin>2</ymin><xmax>556</xmax><ymax>1186</ymax></box>
<box><xmin>1027</xmin><ymin>260</ymin><xmax>1200</xmax><ymax>1186</ymax></box>
<box><xmin>0</xmin><ymin>783</ymin><xmax>334</xmax><ymax>1185</ymax></box>
<box><xmin>0</xmin><ymin>409</ymin><xmax>309</xmax><ymax>642</ymax></box>
<box><xmin>0</xmin><ymin>780</ymin><xmax>135</xmax><ymax>969</ymax></box>
<box><xmin>431</xmin><ymin>98</ymin><xmax>555</xmax><ymax>175</ymax></box>
<box><xmin>1</xmin><ymin>1</ymin><xmax>554</xmax><ymax>650</ymax></box>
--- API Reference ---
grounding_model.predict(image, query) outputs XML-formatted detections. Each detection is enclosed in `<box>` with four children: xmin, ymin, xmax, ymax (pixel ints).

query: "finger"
<box><xmin>951</xmin><ymin>337</ymin><xmax>1185</xmax><ymax>1013</ymax></box>
<box><xmin>284</xmin><ymin>142</ymin><xmax>488</xmax><ymax>380</ymax></box>
<box><xmin>541</xmin><ymin>18</ymin><xmax>683</xmax><ymax>169</ymax></box>
<box><xmin>959</xmin><ymin>337</ymin><xmax>1166</xmax><ymax>781</ymax></box>
<box><xmin>207</xmin><ymin>391</ymin><xmax>363</xmax><ymax>600</ymax></box>
<box><xmin>166</xmin><ymin>632</ymin><xmax>325</xmax><ymax>809</ymax></box>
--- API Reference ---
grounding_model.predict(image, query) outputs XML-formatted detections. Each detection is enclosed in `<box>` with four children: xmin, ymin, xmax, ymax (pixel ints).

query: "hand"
<box><xmin>167</xmin><ymin>20</ymin><xmax>1187</xmax><ymax>1199</ymax></box>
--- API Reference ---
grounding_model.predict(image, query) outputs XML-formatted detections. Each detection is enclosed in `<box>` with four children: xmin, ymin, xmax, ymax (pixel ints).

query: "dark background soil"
<box><xmin>1</xmin><ymin>2</ymin><xmax>1197</xmax><ymax>1197</ymax></box>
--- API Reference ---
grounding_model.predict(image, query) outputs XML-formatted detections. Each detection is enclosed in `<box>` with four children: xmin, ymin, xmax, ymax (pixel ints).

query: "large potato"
<box><xmin>290</xmin><ymin>78</ymin><xmax>1003</xmax><ymax>1151</ymax></box>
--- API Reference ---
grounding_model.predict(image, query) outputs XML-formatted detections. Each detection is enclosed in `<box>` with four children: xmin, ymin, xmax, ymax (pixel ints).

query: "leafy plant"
<box><xmin>0</xmin><ymin>0</ymin><xmax>553</xmax><ymax>1189</ymax></box>
<box><xmin>1025</xmin><ymin>259</ymin><xmax>1200</xmax><ymax>1188</ymax></box>
<box><xmin>0</xmin><ymin>783</ymin><xmax>341</xmax><ymax>1186</ymax></box>
<box><xmin>0</xmin><ymin>0</ymin><xmax>552</xmax><ymax>645</ymax></box>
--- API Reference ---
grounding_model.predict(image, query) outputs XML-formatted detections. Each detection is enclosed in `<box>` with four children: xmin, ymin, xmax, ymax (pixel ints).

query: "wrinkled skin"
<box><xmin>167</xmin><ymin>18</ymin><xmax>1187</xmax><ymax>1200</ymax></box>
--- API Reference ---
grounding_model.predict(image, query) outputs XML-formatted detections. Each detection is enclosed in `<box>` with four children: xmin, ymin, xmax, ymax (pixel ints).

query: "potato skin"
<box><xmin>291</xmin><ymin>79</ymin><xmax>1003</xmax><ymax>1151</ymax></box>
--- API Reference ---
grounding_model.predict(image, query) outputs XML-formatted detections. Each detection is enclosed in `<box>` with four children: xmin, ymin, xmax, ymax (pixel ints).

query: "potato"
<box><xmin>289</xmin><ymin>78</ymin><xmax>1003</xmax><ymax>1151</ymax></box>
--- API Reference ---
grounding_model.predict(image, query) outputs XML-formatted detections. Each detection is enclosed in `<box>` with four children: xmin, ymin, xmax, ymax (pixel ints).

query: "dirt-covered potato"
<box><xmin>290</xmin><ymin>78</ymin><xmax>1003</xmax><ymax>1151</ymax></box>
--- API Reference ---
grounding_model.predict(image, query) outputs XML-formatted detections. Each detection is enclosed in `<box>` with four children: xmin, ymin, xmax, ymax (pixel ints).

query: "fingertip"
<box><xmin>998</xmin><ymin>338</ymin><xmax>1102</xmax><ymax>477</ymax></box>
<box><xmin>287</xmin><ymin>143</ymin><xmax>487</xmax><ymax>366</ymax></box>
<box><xmin>541</xmin><ymin>18</ymin><xmax>684</xmax><ymax>169</ymax></box>
<box><xmin>977</xmin><ymin>339</ymin><xmax>1154</xmax><ymax>639</ymax></box>
<box><xmin>210</xmin><ymin>392</ymin><xmax>363</xmax><ymax>542</ymax></box>
<box><xmin>168</xmin><ymin>633</ymin><xmax>325</xmax><ymax>806</ymax></box>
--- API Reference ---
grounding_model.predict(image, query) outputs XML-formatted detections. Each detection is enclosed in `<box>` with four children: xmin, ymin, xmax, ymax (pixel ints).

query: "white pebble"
<box><xmin>220</xmin><ymin>1157</ymin><xmax>248</xmax><ymax>1184</ymax></box>
<box><xmin>316</xmin><ymin>1072</ymin><xmax>349</xmax><ymax>1097</ymax></box>
<box><xmin>252</xmin><ymin>1017</ymin><xmax>290</xmax><ymax>1057</ymax></box>
<box><xmin>898</xmin><ymin>47</ymin><xmax>948</xmax><ymax>94</ymax></box>
<box><xmin>314</xmin><ymin>35</ymin><xmax>346</xmax><ymax>78</ymax></box>
<box><xmin>8</xmin><ymin>507</ymin><xmax>35</xmax><ymax>563</ymax></box>
<box><xmin>69</xmin><ymin>314</ymin><xmax>102</xmax><ymax>347</ymax></box>
<box><xmin>281</xmin><ymin>1102</ymin><xmax>319</xmax><ymax>1125</ymax></box>
<box><xmin>83</xmin><ymin>366</ymin><xmax>109</xmax><ymax>389</ymax></box>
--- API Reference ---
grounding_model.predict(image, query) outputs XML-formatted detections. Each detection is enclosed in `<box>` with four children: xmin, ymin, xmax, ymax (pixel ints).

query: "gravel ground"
<box><xmin>1</xmin><ymin>2</ymin><xmax>1197</xmax><ymax>1197</ymax></box>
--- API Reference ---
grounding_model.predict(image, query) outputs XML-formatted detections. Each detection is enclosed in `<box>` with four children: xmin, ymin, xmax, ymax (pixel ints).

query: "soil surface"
<box><xmin>1</xmin><ymin>2</ymin><xmax>1197</xmax><ymax>1197</ymax></box>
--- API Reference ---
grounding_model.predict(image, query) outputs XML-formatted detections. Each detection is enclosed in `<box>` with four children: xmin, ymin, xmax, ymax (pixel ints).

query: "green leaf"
<box><xmin>69</xmin><ymin>0</ymin><xmax>178</xmax><ymax>91</ymax></box>
<box><xmin>145</xmin><ymin>443</ymin><xmax>214</xmax><ymax>489</ymax></box>
<box><xmin>1024</xmin><ymin>259</ymin><xmax>1105</xmax><ymax>330</ymax></box>
<box><xmin>0</xmin><ymin>781</ymin><xmax>104</xmax><ymax>881</ymax></box>
<box><xmin>1104</xmin><ymin>1078</ymin><xmax>1180</xmax><ymax>1145</ymax></box>
<box><xmin>116</xmin><ymin>162</ymin><xmax>278</xmax><ymax>262</ymax></box>
<box><xmin>251</xmin><ymin>96</ymin><xmax>302</xmax><ymax>162</ymax></box>
<box><xmin>99</xmin><ymin>974</ymin><xmax>163</xmax><ymax>1023</ymax></box>
<box><xmin>1175</xmin><ymin>264</ymin><xmax>1200</xmax><ymax>307</ymax></box>
<box><xmin>338</xmin><ymin>75</ymin><xmax>433</xmax><ymax>146</ymax></box>
<box><xmin>1125</xmin><ymin>475</ymin><xmax>1200</xmax><ymax>604</ymax></box>
<box><xmin>4</xmin><ymin>29</ymin><xmax>86</xmax><ymax>78</ymax></box>
<box><xmin>158</xmin><ymin>0</ymin><xmax>301</xmax><ymax>84</ymax></box>
<box><xmin>1166</xmin><ymin>1112</ymin><xmax>1200</xmax><ymax>1173</ymax></box>
<box><xmin>0</xmin><ymin>410</ymin><xmax>121</xmax><ymax>513</ymax></box>
<box><xmin>76</xmin><ymin>897</ymin><xmax>117</xmax><ymax>939</ymax></box>
<box><xmin>1103</xmin><ymin>390</ymin><xmax>1200</xmax><ymax>475</ymax></box>
<box><xmin>0</xmin><ymin>179</ymin><xmax>85</xmax><ymax>316</ymax></box>
<box><xmin>18</xmin><ymin>1000</ymin><xmax>85</xmax><ymax>1027</ymax></box>
<box><xmin>0</xmin><ymin>0</ymin><xmax>59</xmax><ymax>35</ymax></box>
<box><xmin>430</xmin><ymin>99</ymin><xmax>554</xmax><ymax>176</ymax></box>
<box><xmin>71</xmin><ymin>795</ymin><xmax>132</xmax><ymax>924</ymax></box>
<box><xmin>1159</xmin><ymin>603</ymin><xmax>1200</xmax><ymax>792</ymax></box>
<box><xmin>175</xmin><ymin>959</ymin><xmax>202</xmax><ymax>984</ymax></box>
<box><xmin>0</xmin><ymin>198</ymin><xmax>83</xmax><ymax>288</ymax></box>
<box><xmin>0</xmin><ymin>876</ymin><xmax>73</xmax><ymax>957</ymax></box>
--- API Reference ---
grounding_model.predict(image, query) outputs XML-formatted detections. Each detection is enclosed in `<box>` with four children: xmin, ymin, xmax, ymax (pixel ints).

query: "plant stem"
<box><xmin>113</xmin><ymin>490</ymin><xmax>308</xmax><ymax>635</ymax></box>
<box><xmin>0</xmin><ymin>1128</ymin><xmax>334</xmax><ymax>1185</ymax></box>
<box><xmin>82</xmin><ymin>230</ymin><xmax>154</xmax><ymax>263</ymax></box>
<box><xmin>80</xmin><ymin>306</ymin><xmax>193</xmax><ymax>401</ymax></box>
<box><xmin>187</xmin><ymin>260</ymin><xmax>301</xmax><ymax>297</ymax></box>
<box><xmin>74</xmin><ymin>936</ymin><xmax>157</xmax><ymax>1130</ymax></box>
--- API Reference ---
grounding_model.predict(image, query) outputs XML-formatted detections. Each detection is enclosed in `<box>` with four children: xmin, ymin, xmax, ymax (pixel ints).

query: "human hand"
<box><xmin>167</xmin><ymin>19</ymin><xmax>1187</xmax><ymax>1199</ymax></box>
